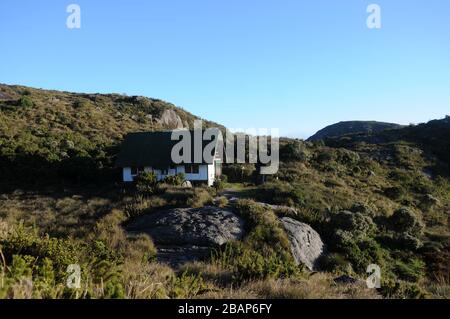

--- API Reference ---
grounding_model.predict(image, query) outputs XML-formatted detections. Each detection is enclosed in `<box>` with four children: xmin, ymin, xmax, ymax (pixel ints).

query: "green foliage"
<box><xmin>212</xmin><ymin>200</ymin><xmax>300</xmax><ymax>282</ymax></box>
<box><xmin>2</xmin><ymin>225</ymin><xmax>80</xmax><ymax>280</ymax></box>
<box><xmin>390</xmin><ymin>208</ymin><xmax>425</xmax><ymax>237</ymax></box>
<box><xmin>323</xmin><ymin>210</ymin><xmax>386</xmax><ymax>274</ymax></box>
<box><xmin>380</xmin><ymin>279</ymin><xmax>429</xmax><ymax>299</ymax></box>
<box><xmin>216</xmin><ymin>196</ymin><xmax>229</xmax><ymax>208</ymax></box>
<box><xmin>213</xmin><ymin>178</ymin><xmax>225</xmax><ymax>191</ymax></box>
<box><xmin>394</xmin><ymin>258</ymin><xmax>426</xmax><ymax>282</ymax></box>
<box><xmin>317</xmin><ymin>253</ymin><xmax>352</xmax><ymax>274</ymax></box>
<box><xmin>0</xmin><ymin>221</ymin><xmax>131</xmax><ymax>299</ymax></box>
<box><xmin>333</xmin><ymin>235</ymin><xmax>386</xmax><ymax>274</ymax></box>
<box><xmin>280</xmin><ymin>141</ymin><xmax>310</xmax><ymax>162</ymax></box>
<box><xmin>135</xmin><ymin>172</ymin><xmax>158</xmax><ymax>194</ymax></box>
<box><xmin>222</xmin><ymin>164</ymin><xmax>255</xmax><ymax>183</ymax></box>
<box><xmin>19</xmin><ymin>96</ymin><xmax>33</xmax><ymax>108</ymax></box>
<box><xmin>212</xmin><ymin>242</ymin><xmax>298</xmax><ymax>282</ymax></box>
<box><xmin>254</xmin><ymin>182</ymin><xmax>304</xmax><ymax>207</ymax></box>
<box><xmin>384</xmin><ymin>186</ymin><xmax>405</xmax><ymax>200</ymax></box>
<box><xmin>168</xmin><ymin>271</ymin><xmax>208</xmax><ymax>298</ymax></box>
<box><xmin>331</xmin><ymin>211</ymin><xmax>377</xmax><ymax>240</ymax></box>
<box><xmin>163</xmin><ymin>173</ymin><xmax>185</xmax><ymax>186</ymax></box>
<box><xmin>73</xmin><ymin>98</ymin><xmax>91</xmax><ymax>109</ymax></box>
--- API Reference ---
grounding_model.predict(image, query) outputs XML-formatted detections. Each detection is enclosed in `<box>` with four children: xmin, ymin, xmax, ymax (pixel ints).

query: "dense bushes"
<box><xmin>321</xmin><ymin>209</ymin><xmax>387</xmax><ymax>274</ymax></box>
<box><xmin>163</xmin><ymin>173</ymin><xmax>186</xmax><ymax>186</ymax></box>
<box><xmin>253</xmin><ymin>182</ymin><xmax>304</xmax><ymax>207</ymax></box>
<box><xmin>331</xmin><ymin>211</ymin><xmax>376</xmax><ymax>240</ymax></box>
<box><xmin>135</xmin><ymin>172</ymin><xmax>186</xmax><ymax>194</ymax></box>
<box><xmin>222</xmin><ymin>164</ymin><xmax>255</xmax><ymax>183</ymax></box>
<box><xmin>19</xmin><ymin>96</ymin><xmax>33</xmax><ymax>108</ymax></box>
<box><xmin>389</xmin><ymin>208</ymin><xmax>425</xmax><ymax>237</ymax></box>
<box><xmin>385</xmin><ymin>208</ymin><xmax>425</xmax><ymax>251</ymax></box>
<box><xmin>123</xmin><ymin>185</ymin><xmax>214</xmax><ymax>218</ymax></box>
<box><xmin>135</xmin><ymin>172</ymin><xmax>158</xmax><ymax>194</ymax></box>
<box><xmin>279</xmin><ymin>141</ymin><xmax>310</xmax><ymax>163</ymax></box>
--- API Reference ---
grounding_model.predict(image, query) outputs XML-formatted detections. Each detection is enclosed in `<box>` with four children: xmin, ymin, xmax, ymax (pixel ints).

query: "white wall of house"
<box><xmin>178</xmin><ymin>165</ymin><xmax>209</xmax><ymax>182</ymax></box>
<box><xmin>122</xmin><ymin>164</ymin><xmax>211</xmax><ymax>184</ymax></box>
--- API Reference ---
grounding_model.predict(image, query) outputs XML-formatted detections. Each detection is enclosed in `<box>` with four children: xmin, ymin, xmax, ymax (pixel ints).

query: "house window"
<box><xmin>185</xmin><ymin>164</ymin><xmax>200</xmax><ymax>174</ymax></box>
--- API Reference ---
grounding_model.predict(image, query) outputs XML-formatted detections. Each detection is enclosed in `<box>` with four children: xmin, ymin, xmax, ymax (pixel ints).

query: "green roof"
<box><xmin>116</xmin><ymin>130</ymin><xmax>220</xmax><ymax>167</ymax></box>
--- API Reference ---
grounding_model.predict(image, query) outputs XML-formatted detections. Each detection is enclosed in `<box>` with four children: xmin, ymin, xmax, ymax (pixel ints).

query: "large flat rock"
<box><xmin>127</xmin><ymin>206</ymin><xmax>245</xmax><ymax>247</ymax></box>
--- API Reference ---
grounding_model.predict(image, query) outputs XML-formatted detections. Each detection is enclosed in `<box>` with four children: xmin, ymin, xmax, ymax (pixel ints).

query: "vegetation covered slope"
<box><xmin>0</xmin><ymin>84</ymin><xmax>448</xmax><ymax>299</ymax></box>
<box><xmin>308</xmin><ymin>121</ymin><xmax>404</xmax><ymax>141</ymax></box>
<box><xmin>0</xmin><ymin>84</ymin><xmax>221</xmax><ymax>189</ymax></box>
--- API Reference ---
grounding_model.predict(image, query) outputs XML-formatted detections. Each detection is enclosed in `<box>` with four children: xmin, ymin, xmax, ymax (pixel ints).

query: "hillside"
<box><xmin>325</xmin><ymin>117</ymin><xmax>450</xmax><ymax>176</ymax></box>
<box><xmin>308</xmin><ymin>121</ymin><xmax>404</xmax><ymax>141</ymax></box>
<box><xmin>0</xmin><ymin>84</ymin><xmax>222</xmax><ymax>189</ymax></box>
<box><xmin>0</xmin><ymin>85</ymin><xmax>449</xmax><ymax>299</ymax></box>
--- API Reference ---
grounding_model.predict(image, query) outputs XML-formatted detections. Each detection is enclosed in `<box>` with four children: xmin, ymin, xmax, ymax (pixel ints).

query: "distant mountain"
<box><xmin>328</xmin><ymin>116</ymin><xmax>450</xmax><ymax>167</ymax></box>
<box><xmin>308</xmin><ymin>121</ymin><xmax>403</xmax><ymax>141</ymax></box>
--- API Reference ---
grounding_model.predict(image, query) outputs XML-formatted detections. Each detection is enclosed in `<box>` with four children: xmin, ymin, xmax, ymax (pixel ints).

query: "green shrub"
<box><xmin>350</xmin><ymin>202</ymin><xmax>377</xmax><ymax>218</ymax></box>
<box><xmin>334</xmin><ymin>236</ymin><xmax>386</xmax><ymax>274</ymax></box>
<box><xmin>186</xmin><ymin>188</ymin><xmax>214</xmax><ymax>208</ymax></box>
<box><xmin>211</xmin><ymin>242</ymin><xmax>298</xmax><ymax>282</ymax></box>
<box><xmin>163</xmin><ymin>173</ymin><xmax>185</xmax><ymax>186</ymax></box>
<box><xmin>135</xmin><ymin>172</ymin><xmax>158</xmax><ymax>194</ymax></box>
<box><xmin>73</xmin><ymin>99</ymin><xmax>91</xmax><ymax>109</ymax></box>
<box><xmin>216</xmin><ymin>196</ymin><xmax>229</xmax><ymax>208</ymax></box>
<box><xmin>394</xmin><ymin>258</ymin><xmax>426</xmax><ymax>282</ymax></box>
<box><xmin>390</xmin><ymin>207</ymin><xmax>425</xmax><ymax>237</ymax></box>
<box><xmin>222</xmin><ymin>164</ymin><xmax>255</xmax><ymax>183</ymax></box>
<box><xmin>213</xmin><ymin>178</ymin><xmax>225</xmax><ymax>191</ymax></box>
<box><xmin>19</xmin><ymin>96</ymin><xmax>33</xmax><ymax>108</ymax></box>
<box><xmin>2</xmin><ymin>225</ymin><xmax>80</xmax><ymax>280</ymax></box>
<box><xmin>384</xmin><ymin>186</ymin><xmax>405</xmax><ymax>200</ymax></box>
<box><xmin>280</xmin><ymin>141</ymin><xmax>310</xmax><ymax>163</ymax></box>
<box><xmin>380</xmin><ymin>279</ymin><xmax>429</xmax><ymax>299</ymax></box>
<box><xmin>212</xmin><ymin>200</ymin><xmax>300</xmax><ymax>281</ymax></box>
<box><xmin>394</xmin><ymin>233</ymin><xmax>423</xmax><ymax>250</ymax></box>
<box><xmin>331</xmin><ymin>211</ymin><xmax>376</xmax><ymax>240</ymax></box>
<box><xmin>317</xmin><ymin>253</ymin><xmax>352</xmax><ymax>275</ymax></box>
<box><xmin>254</xmin><ymin>182</ymin><xmax>304</xmax><ymax>207</ymax></box>
<box><xmin>168</xmin><ymin>271</ymin><xmax>208</xmax><ymax>298</ymax></box>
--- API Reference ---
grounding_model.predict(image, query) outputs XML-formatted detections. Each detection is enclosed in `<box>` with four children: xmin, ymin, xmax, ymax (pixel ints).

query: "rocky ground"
<box><xmin>127</xmin><ymin>202</ymin><xmax>326</xmax><ymax>270</ymax></box>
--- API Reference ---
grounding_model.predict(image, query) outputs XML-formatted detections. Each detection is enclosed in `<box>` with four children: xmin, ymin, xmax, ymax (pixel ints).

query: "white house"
<box><xmin>116</xmin><ymin>130</ymin><xmax>222</xmax><ymax>186</ymax></box>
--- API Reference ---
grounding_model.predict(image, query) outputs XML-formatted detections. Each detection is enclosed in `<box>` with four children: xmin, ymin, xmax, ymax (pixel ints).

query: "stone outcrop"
<box><xmin>156</xmin><ymin>109</ymin><xmax>184</xmax><ymax>129</ymax></box>
<box><xmin>280</xmin><ymin>217</ymin><xmax>326</xmax><ymax>271</ymax></box>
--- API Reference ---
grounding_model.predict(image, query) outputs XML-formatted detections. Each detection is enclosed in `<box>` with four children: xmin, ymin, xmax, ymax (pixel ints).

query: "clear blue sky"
<box><xmin>1</xmin><ymin>1</ymin><xmax>449</xmax><ymax>138</ymax></box>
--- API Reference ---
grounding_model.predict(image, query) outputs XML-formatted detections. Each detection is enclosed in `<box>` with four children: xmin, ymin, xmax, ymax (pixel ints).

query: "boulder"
<box><xmin>280</xmin><ymin>217</ymin><xmax>325</xmax><ymax>271</ymax></box>
<box><xmin>157</xmin><ymin>109</ymin><xmax>184</xmax><ymax>129</ymax></box>
<box><xmin>127</xmin><ymin>206</ymin><xmax>245</xmax><ymax>247</ymax></box>
<box><xmin>0</xmin><ymin>92</ymin><xmax>11</xmax><ymax>100</ymax></box>
<box><xmin>181</xmin><ymin>181</ymin><xmax>193</xmax><ymax>188</ymax></box>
